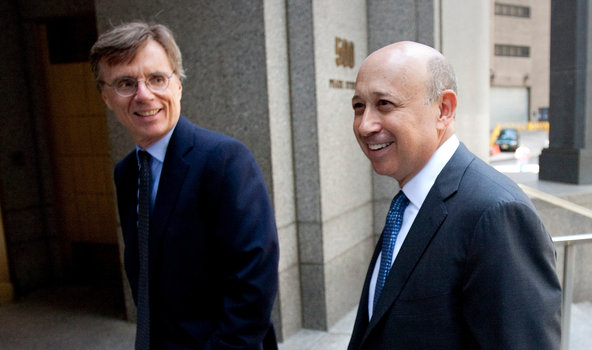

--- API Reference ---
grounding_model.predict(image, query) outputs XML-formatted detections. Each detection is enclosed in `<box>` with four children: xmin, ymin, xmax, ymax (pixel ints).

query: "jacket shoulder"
<box><xmin>175</xmin><ymin>116</ymin><xmax>250</xmax><ymax>154</ymax></box>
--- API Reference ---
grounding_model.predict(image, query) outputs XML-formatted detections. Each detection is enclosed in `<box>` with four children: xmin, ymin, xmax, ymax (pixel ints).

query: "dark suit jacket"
<box><xmin>348</xmin><ymin>143</ymin><xmax>561</xmax><ymax>350</ymax></box>
<box><xmin>114</xmin><ymin>116</ymin><xmax>279</xmax><ymax>350</ymax></box>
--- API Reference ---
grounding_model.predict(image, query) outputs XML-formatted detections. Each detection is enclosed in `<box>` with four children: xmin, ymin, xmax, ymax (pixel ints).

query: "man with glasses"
<box><xmin>90</xmin><ymin>22</ymin><xmax>279</xmax><ymax>349</ymax></box>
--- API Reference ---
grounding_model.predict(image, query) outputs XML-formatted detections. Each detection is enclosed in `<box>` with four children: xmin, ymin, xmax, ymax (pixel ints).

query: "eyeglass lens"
<box><xmin>112</xmin><ymin>73</ymin><xmax>171</xmax><ymax>97</ymax></box>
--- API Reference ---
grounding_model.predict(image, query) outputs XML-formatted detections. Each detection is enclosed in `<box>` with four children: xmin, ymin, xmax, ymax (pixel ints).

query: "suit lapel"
<box><xmin>117</xmin><ymin>152</ymin><xmax>140</xmax><ymax>247</ymax></box>
<box><xmin>361</xmin><ymin>143</ymin><xmax>474</xmax><ymax>343</ymax></box>
<box><xmin>349</xmin><ymin>236</ymin><xmax>382</xmax><ymax>347</ymax></box>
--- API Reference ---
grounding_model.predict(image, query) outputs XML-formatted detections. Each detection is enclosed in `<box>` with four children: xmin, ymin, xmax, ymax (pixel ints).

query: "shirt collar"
<box><xmin>402</xmin><ymin>134</ymin><xmax>459</xmax><ymax>209</ymax></box>
<box><xmin>136</xmin><ymin>123</ymin><xmax>177</xmax><ymax>163</ymax></box>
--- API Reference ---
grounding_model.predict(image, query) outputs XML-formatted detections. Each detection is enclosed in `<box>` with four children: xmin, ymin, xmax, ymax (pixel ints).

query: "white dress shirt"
<box><xmin>368</xmin><ymin>135</ymin><xmax>460</xmax><ymax>319</ymax></box>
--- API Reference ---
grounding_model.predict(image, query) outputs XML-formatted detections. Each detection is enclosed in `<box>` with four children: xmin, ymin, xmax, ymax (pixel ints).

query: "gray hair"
<box><xmin>425</xmin><ymin>55</ymin><xmax>457</xmax><ymax>104</ymax></box>
<box><xmin>90</xmin><ymin>22</ymin><xmax>185</xmax><ymax>90</ymax></box>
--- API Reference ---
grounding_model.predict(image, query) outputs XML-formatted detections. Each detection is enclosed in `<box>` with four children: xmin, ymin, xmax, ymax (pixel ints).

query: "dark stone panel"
<box><xmin>286</xmin><ymin>0</ymin><xmax>322</xmax><ymax>224</ymax></box>
<box><xmin>368</xmin><ymin>0</ymin><xmax>434</xmax><ymax>53</ymax></box>
<box><xmin>299</xmin><ymin>263</ymin><xmax>327</xmax><ymax>330</ymax></box>
<box><xmin>539</xmin><ymin>148</ymin><xmax>582</xmax><ymax>184</ymax></box>
<box><xmin>540</xmin><ymin>0</ymin><xmax>592</xmax><ymax>184</ymax></box>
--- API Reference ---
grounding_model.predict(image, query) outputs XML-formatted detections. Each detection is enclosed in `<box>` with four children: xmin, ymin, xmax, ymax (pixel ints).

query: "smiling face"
<box><xmin>99</xmin><ymin>39</ymin><xmax>182</xmax><ymax>149</ymax></box>
<box><xmin>352</xmin><ymin>42</ymin><xmax>455</xmax><ymax>186</ymax></box>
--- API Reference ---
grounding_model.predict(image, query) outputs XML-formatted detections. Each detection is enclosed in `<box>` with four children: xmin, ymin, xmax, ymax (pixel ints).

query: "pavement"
<box><xmin>0</xmin><ymin>285</ymin><xmax>136</xmax><ymax>349</ymax></box>
<box><xmin>1</xmin><ymin>154</ymin><xmax>592</xmax><ymax>349</ymax></box>
<box><xmin>279</xmin><ymin>303</ymin><xmax>592</xmax><ymax>350</ymax></box>
<box><xmin>1</xmin><ymin>285</ymin><xmax>591</xmax><ymax>349</ymax></box>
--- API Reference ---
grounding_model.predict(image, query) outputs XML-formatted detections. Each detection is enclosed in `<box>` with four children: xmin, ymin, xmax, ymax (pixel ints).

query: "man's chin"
<box><xmin>371</xmin><ymin>164</ymin><xmax>393</xmax><ymax>177</ymax></box>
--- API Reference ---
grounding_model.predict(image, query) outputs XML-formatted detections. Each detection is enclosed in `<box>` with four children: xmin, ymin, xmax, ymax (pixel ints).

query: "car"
<box><xmin>495</xmin><ymin>128</ymin><xmax>520</xmax><ymax>152</ymax></box>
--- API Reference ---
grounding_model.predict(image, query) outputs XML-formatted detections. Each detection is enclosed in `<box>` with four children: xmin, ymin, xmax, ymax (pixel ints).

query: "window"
<box><xmin>495</xmin><ymin>3</ymin><xmax>531</xmax><ymax>18</ymax></box>
<box><xmin>538</xmin><ymin>108</ymin><xmax>549</xmax><ymax>121</ymax></box>
<box><xmin>495</xmin><ymin>44</ymin><xmax>530</xmax><ymax>57</ymax></box>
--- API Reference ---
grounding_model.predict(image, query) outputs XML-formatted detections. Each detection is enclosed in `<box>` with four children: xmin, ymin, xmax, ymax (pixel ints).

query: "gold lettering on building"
<box><xmin>329</xmin><ymin>79</ymin><xmax>344</xmax><ymax>89</ymax></box>
<box><xmin>329</xmin><ymin>79</ymin><xmax>355</xmax><ymax>90</ymax></box>
<box><xmin>335</xmin><ymin>37</ymin><xmax>355</xmax><ymax>68</ymax></box>
<box><xmin>330</xmin><ymin>37</ymin><xmax>355</xmax><ymax>89</ymax></box>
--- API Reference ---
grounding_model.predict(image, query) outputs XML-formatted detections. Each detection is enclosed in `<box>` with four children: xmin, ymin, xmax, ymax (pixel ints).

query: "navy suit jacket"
<box><xmin>114</xmin><ymin>116</ymin><xmax>279</xmax><ymax>349</ymax></box>
<box><xmin>348</xmin><ymin>143</ymin><xmax>561</xmax><ymax>350</ymax></box>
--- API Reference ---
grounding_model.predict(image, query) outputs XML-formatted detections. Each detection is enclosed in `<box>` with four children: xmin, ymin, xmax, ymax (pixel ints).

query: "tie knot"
<box><xmin>390</xmin><ymin>191</ymin><xmax>409</xmax><ymax>213</ymax></box>
<box><xmin>138</xmin><ymin>150</ymin><xmax>151</xmax><ymax>169</ymax></box>
<box><xmin>138</xmin><ymin>149</ymin><xmax>150</xmax><ymax>161</ymax></box>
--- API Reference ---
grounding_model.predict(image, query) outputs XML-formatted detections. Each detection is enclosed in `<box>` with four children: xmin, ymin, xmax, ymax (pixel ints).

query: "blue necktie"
<box><xmin>136</xmin><ymin>151</ymin><xmax>151</xmax><ymax>350</ymax></box>
<box><xmin>374</xmin><ymin>191</ymin><xmax>410</xmax><ymax>310</ymax></box>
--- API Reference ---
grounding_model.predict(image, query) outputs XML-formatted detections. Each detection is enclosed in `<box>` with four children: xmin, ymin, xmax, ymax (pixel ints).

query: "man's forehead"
<box><xmin>361</xmin><ymin>42</ymin><xmax>434</xmax><ymax>76</ymax></box>
<box><xmin>99</xmin><ymin>43</ymin><xmax>172</xmax><ymax>79</ymax></box>
<box><xmin>356</xmin><ymin>62</ymin><xmax>420</xmax><ymax>91</ymax></box>
<box><xmin>99</xmin><ymin>59</ymin><xmax>136</xmax><ymax>80</ymax></box>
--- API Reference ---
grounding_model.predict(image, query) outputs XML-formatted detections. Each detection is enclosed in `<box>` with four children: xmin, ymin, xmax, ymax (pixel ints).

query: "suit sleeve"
<box><xmin>462</xmin><ymin>200</ymin><xmax>562</xmax><ymax>349</ymax></box>
<box><xmin>204</xmin><ymin>140</ymin><xmax>279</xmax><ymax>350</ymax></box>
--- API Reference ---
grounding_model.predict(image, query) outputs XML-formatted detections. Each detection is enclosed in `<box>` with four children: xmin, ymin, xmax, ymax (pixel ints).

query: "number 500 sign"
<box><xmin>335</xmin><ymin>37</ymin><xmax>354</xmax><ymax>68</ymax></box>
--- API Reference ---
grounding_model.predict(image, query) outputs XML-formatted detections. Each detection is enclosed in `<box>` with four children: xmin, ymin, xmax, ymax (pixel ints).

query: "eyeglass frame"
<box><xmin>101</xmin><ymin>71</ymin><xmax>176</xmax><ymax>97</ymax></box>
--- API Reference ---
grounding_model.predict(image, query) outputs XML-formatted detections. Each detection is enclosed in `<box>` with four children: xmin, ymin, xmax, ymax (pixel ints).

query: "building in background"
<box><xmin>489</xmin><ymin>0</ymin><xmax>551</xmax><ymax>130</ymax></box>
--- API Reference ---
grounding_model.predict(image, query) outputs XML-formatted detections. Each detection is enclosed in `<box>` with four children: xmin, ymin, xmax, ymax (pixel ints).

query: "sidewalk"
<box><xmin>279</xmin><ymin>303</ymin><xmax>592</xmax><ymax>350</ymax></box>
<box><xmin>0</xmin><ymin>286</ymin><xmax>590</xmax><ymax>350</ymax></box>
<box><xmin>0</xmin><ymin>285</ymin><xmax>135</xmax><ymax>350</ymax></box>
<box><xmin>279</xmin><ymin>308</ymin><xmax>356</xmax><ymax>350</ymax></box>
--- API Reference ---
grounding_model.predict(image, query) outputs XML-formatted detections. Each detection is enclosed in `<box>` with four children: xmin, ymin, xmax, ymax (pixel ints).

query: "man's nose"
<box><xmin>356</xmin><ymin>108</ymin><xmax>381</xmax><ymax>136</ymax></box>
<box><xmin>134</xmin><ymin>80</ymin><xmax>154</xmax><ymax>99</ymax></box>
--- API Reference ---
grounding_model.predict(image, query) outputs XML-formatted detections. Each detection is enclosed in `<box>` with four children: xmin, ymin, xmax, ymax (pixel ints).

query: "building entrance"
<box><xmin>38</xmin><ymin>18</ymin><xmax>124</xmax><ymax>312</ymax></box>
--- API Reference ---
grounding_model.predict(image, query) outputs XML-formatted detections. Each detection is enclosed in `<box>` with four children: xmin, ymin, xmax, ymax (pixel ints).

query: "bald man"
<box><xmin>348</xmin><ymin>41</ymin><xmax>561</xmax><ymax>349</ymax></box>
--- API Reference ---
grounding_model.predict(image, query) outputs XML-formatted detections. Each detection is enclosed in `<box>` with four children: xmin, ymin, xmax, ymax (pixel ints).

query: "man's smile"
<box><xmin>368</xmin><ymin>142</ymin><xmax>393</xmax><ymax>151</ymax></box>
<box><xmin>135</xmin><ymin>108</ymin><xmax>161</xmax><ymax>117</ymax></box>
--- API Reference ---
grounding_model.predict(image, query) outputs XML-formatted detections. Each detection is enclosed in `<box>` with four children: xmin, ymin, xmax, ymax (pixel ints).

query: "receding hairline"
<box><xmin>358</xmin><ymin>41</ymin><xmax>456</xmax><ymax>103</ymax></box>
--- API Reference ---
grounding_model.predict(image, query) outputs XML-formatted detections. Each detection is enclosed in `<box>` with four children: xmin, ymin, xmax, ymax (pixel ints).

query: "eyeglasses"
<box><xmin>104</xmin><ymin>72</ymin><xmax>175</xmax><ymax>97</ymax></box>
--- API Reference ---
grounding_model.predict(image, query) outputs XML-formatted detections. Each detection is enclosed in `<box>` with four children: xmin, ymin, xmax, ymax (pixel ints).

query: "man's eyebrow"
<box><xmin>110</xmin><ymin>75</ymin><xmax>136</xmax><ymax>81</ymax></box>
<box><xmin>111</xmin><ymin>71</ymin><xmax>169</xmax><ymax>80</ymax></box>
<box><xmin>352</xmin><ymin>91</ymin><xmax>397</xmax><ymax>101</ymax></box>
<box><xmin>373</xmin><ymin>90</ymin><xmax>395</xmax><ymax>99</ymax></box>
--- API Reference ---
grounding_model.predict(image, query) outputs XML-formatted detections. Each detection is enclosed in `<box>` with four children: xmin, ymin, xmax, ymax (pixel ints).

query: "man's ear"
<box><xmin>439</xmin><ymin>89</ymin><xmax>457</xmax><ymax>123</ymax></box>
<box><xmin>101</xmin><ymin>90</ymin><xmax>113</xmax><ymax>111</ymax></box>
<box><xmin>177</xmin><ymin>79</ymin><xmax>183</xmax><ymax>100</ymax></box>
